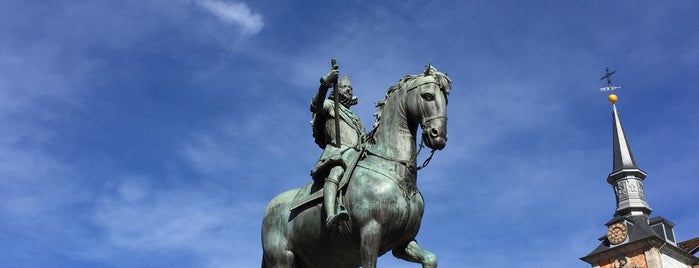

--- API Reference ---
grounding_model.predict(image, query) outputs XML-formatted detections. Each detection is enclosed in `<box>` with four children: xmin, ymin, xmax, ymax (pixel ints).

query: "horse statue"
<box><xmin>261</xmin><ymin>65</ymin><xmax>451</xmax><ymax>268</ymax></box>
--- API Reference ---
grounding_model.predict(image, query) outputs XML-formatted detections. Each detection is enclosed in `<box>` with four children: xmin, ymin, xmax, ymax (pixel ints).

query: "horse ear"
<box><xmin>424</xmin><ymin>63</ymin><xmax>431</xmax><ymax>76</ymax></box>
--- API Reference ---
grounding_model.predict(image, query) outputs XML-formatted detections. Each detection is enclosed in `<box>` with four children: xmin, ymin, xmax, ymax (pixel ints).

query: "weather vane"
<box><xmin>599</xmin><ymin>67</ymin><xmax>620</xmax><ymax>104</ymax></box>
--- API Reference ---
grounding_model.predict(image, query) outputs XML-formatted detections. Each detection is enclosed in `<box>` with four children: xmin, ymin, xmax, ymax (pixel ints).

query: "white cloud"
<box><xmin>93</xmin><ymin>179</ymin><xmax>266</xmax><ymax>267</ymax></box>
<box><xmin>198</xmin><ymin>0</ymin><xmax>264</xmax><ymax>35</ymax></box>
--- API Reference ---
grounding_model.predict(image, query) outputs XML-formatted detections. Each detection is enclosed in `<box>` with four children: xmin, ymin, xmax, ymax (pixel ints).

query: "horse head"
<box><xmin>406</xmin><ymin>64</ymin><xmax>451</xmax><ymax>150</ymax></box>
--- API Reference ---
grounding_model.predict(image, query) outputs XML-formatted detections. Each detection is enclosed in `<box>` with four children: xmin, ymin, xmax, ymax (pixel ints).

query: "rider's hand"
<box><xmin>320</xmin><ymin>67</ymin><xmax>339</xmax><ymax>87</ymax></box>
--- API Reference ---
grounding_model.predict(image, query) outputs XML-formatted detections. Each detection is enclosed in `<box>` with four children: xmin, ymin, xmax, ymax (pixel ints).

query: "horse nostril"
<box><xmin>430</xmin><ymin>128</ymin><xmax>439</xmax><ymax>137</ymax></box>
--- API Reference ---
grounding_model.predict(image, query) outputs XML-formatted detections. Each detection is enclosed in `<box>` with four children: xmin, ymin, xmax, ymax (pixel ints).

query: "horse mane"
<box><xmin>365</xmin><ymin>66</ymin><xmax>452</xmax><ymax>144</ymax></box>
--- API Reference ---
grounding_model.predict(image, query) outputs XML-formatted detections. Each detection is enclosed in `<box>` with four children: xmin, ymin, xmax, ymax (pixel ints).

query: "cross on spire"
<box><xmin>600</xmin><ymin>67</ymin><xmax>617</xmax><ymax>87</ymax></box>
<box><xmin>599</xmin><ymin>67</ymin><xmax>621</xmax><ymax>92</ymax></box>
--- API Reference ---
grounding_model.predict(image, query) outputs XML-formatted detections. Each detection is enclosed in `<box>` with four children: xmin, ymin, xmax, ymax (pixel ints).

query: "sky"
<box><xmin>1</xmin><ymin>1</ymin><xmax>698</xmax><ymax>267</ymax></box>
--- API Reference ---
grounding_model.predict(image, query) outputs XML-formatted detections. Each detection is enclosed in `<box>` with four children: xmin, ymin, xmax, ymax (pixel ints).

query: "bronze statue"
<box><xmin>309</xmin><ymin>60</ymin><xmax>365</xmax><ymax>229</ymax></box>
<box><xmin>261</xmin><ymin>63</ymin><xmax>452</xmax><ymax>268</ymax></box>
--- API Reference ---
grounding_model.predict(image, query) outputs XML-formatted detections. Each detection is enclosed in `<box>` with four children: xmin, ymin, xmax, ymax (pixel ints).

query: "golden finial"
<box><xmin>608</xmin><ymin>93</ymin><xmax>618</xmax><ymax>104</ymax></box>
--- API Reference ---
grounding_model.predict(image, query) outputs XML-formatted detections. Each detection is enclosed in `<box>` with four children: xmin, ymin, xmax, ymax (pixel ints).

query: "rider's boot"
<box><xmin>324</xmin><ymin>176</ymin><xmax>348</xmax><ymax>229</ymax></box>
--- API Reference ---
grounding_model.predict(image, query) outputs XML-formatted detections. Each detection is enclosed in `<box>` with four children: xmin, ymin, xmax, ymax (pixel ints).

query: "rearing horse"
<box><xmin>261</xmin><ymin>65</ymin><xmax>451</xmax><ymax>268</ymax></box>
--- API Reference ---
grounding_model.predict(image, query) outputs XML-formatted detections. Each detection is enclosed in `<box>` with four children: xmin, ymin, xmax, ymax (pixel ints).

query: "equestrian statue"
<box><xmin>261</xmin><ymin>60</ymin><xmax>452</xmax><ymax>268</ymax></box>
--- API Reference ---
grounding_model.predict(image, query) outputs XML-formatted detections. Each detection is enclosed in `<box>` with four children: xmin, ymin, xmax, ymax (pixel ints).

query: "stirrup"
<box><xmin>337</xmin><ymin>209</ymin><xmax>349</xmax><ymax>221</ymax></box>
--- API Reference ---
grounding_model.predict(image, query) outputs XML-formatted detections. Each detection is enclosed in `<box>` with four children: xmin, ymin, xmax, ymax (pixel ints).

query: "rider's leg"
<box><xmin>324</xmin><ymin>166</ymin><xmax>347</xmax><ymax>228</ymax></box>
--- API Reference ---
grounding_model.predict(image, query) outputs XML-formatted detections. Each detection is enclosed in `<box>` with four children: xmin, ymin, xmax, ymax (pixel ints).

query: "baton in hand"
<box><xmin>331</xmin><ymin>58</ymin><xmax>341</xmax><ymax>148</ymax></box>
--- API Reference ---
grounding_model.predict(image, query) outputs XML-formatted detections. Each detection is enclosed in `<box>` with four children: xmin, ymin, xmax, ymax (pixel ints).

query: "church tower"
<box><xmin>581</xmin><ymin>70</ymin><xmax>699</xmax><ymax>268</ymax></box>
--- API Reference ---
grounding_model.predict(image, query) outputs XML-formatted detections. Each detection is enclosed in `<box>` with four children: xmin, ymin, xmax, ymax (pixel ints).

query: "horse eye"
<box><xmin>421</xmin><ymin>93</ymin><xmax>434</xmax><ymax>101</ymax></box>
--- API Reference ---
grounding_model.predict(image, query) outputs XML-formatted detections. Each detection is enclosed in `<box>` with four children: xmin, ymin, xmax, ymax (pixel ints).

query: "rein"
<box><xmin>365</xmin><ymin>143</ymin><xmax>435</xmax><ymax>174</ymax></box>
<box><xmin>414</xmin><ymin>139</ymin><xmax>436</xmax><ymax>172</ymax></box>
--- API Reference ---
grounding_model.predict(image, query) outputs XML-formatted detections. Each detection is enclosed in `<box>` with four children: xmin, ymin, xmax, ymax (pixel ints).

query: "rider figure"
<box><xmin>310</xmin><ymin>63</ymin><xmax>365</xmax><ymax>229</ymax></box>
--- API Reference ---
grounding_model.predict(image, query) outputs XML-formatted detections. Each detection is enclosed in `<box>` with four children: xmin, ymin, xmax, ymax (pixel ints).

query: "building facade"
<box><xmin>581</xmin><ymin>101</ymin><xmax>699</xmax><ymax>268</ymax></box>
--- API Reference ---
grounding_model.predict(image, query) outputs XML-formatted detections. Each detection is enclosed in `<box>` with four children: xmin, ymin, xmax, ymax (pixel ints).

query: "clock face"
<box><xmin>607</xmin><ymin>222</ymin><xmax>628</xmax><ymax>245</ymax></box>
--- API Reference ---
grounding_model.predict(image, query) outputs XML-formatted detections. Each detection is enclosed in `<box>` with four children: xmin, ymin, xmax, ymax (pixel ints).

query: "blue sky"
<box><xmin>1</xmin><ymin>1</ymin><xmax>698</xmax><ymax>267</ymax></box>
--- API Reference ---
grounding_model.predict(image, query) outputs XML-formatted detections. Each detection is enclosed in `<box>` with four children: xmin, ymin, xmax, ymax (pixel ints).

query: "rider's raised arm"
<box><xmin>310</xmin><ymin>83</ymin><xmax>330</xmax><ymax>114</ymax></box>
<box><xmin>310</xmin><ymin>68</ymin><xmax>338</xmax><ymax>114</ymax></box>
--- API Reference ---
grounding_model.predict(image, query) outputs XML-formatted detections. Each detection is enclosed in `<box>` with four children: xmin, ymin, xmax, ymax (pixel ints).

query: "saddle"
<box><xmin>289</xmin><ymin>147</ymin><xmax>364</xmax><ymax>212</ymax></box>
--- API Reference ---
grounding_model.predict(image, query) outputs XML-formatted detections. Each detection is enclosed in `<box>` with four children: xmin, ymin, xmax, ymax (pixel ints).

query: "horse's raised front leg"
<box><xmin>360</xmin><ymin>220</ymin><xmax>381</xmax><ymax>268</ymax></box>
<box><xmin>392</xmin><ymin>240</ymin><xmax>437</xmax><ymax>268</ymax></box>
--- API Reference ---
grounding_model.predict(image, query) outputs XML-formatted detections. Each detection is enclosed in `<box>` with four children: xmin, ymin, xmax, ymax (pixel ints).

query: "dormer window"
<box><xmin>650</xmin><ymin>217</ymin><xmax>676</xmax><ymax>244</ymax></box>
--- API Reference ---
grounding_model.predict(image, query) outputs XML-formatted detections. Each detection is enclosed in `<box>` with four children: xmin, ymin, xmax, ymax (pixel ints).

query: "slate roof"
<box><xmin>583</xmin><ymin>215</ymin><xmax>662</xmax><ymax>260</ymax></box>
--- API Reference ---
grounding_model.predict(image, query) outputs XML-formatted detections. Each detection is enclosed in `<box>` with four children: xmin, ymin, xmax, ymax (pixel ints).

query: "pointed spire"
<box><xmin>611</xmin><ymin>104</ymin><xmax>639</xmax><ymax>172</ymax></box>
